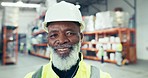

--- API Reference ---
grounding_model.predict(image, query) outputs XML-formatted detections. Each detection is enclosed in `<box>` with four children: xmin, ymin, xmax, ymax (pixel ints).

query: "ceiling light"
<box><xmin>1</xmin><ymin>1</ymin><xmax>40</xmax><ymax>8</ymax></box>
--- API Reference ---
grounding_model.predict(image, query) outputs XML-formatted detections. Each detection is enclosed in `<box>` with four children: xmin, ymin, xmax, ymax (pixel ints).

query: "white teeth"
<box><xmin>58</xmin><ymin>48</ymin><xmax>68</xmax><ymax>51</ymax></box>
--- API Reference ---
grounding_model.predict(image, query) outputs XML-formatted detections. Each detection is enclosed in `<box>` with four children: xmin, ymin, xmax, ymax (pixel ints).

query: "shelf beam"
<box><xmin>83</xmin><ymin>56</ymin><xmax>116</xmax><ymax>64</ymax></box>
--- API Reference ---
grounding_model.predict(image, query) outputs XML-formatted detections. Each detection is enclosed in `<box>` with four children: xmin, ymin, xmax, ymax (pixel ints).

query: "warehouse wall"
<box><xmin>18</xmin><ymin>9</ymin><xmax>37</xmax><ymax>33</ymax></box>
<box><xmin>0</xmin><ymin>9</ymin><xmax>36</xmax><ymax>33</ymax></box>
<box><xmin>108</xmin><ymin>0</ymin><xmax>148</xmax><ymax>60</ymax></box>
<box><xmin>136</xmin><ymin>0</ymin><xmax>148</xmax><ymax>60</ymax></box>
<box><xmin>0</xmin><ymin>9</ymin><xmax>3</xmax><ymax>31</ymax></box>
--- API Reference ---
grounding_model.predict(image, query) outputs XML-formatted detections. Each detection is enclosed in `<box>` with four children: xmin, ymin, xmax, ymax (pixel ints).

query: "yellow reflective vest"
<box><xmin>25</xmin><ymin>61</ymin><xmax>111</xmax><ymax>78</ymax></box>
<box><xmin>25</xmin><ymin>54</ymin><xmax>111</xmax><ymax>78</ymax></box>
<box><xmin>116</xmin><ymin>43</ymin><xmax>123</xmax><ymax>52</ymax></box>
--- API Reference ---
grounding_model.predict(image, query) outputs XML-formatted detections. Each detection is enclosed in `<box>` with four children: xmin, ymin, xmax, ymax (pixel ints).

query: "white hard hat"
<box><xmin>42</xmin><ymin>1</ymin><xmax>85</xmax><ymax>32</ymax></box>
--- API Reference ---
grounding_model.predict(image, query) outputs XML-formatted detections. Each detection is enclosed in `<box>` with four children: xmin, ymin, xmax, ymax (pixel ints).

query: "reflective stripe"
<box><xmin>90</xmin><ymin>66</ymin><xmax>100</xmax><ymax>78</ymax></box>
<box><xmin>32</xmin><ymin>66</ymin><xmax>43</xmax><ymax>78</ymax></box>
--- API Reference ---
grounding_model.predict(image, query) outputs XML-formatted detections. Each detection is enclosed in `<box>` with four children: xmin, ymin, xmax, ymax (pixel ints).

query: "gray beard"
<box><xmin>48</xmin><ymin>42</ymin><xmax>81</xmax><ymax>71</ymax></box>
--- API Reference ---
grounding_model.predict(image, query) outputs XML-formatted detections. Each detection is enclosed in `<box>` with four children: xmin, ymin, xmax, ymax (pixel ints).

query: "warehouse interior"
<box><xmin>0</xmin><ymin>0</ymin><xmax>148</xmax><ymax>78</ymax></box>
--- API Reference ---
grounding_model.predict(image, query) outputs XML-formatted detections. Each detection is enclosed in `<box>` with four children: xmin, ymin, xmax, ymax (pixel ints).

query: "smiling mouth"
<box><xmin>57</xmin><ymin>48</ymin><xmax>69</xmax><ymax>53</ymax></box>
<box><xmin>54</xmin><ymin>47</ymin><xmax>72</xmax><ymax>57</ymax></box>
<box><xmin>57</xmin><ymin>48</ymin><xmax>68</xmax><ymax>51</ymax></box>
<box><xmin>53</xmin><ymin>44</ymin><xmax>73</xmax><ymax>56</ymax></box>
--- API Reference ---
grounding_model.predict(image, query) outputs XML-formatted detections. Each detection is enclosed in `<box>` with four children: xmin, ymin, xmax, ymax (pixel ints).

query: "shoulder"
<box><xmin>24</xmin><ymin>66</ymin><xmax>43</xmax><ymax>78</ymax></box>
<box><xmin>24</xmin><ymin>72</ymin><xmax>35</xmax><ymax>78</ymax></box>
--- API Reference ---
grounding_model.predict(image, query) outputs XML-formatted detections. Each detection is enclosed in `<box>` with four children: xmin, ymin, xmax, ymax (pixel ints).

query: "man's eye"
<box><xmin>66</xmin><ymin>31</ymin><xmax>76</xmax><ymax>36</ymax></box>
<box><xmin>48</xmin><ymin>34</ymin><xmax>58</xmax><ymax>39</ymax></box>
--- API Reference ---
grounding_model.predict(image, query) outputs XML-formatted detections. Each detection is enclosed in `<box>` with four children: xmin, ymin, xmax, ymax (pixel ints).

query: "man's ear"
<box><xmin>80</xmin><ymin>33</ymin><xmax>83</xmax><ymax>42</ymax></box>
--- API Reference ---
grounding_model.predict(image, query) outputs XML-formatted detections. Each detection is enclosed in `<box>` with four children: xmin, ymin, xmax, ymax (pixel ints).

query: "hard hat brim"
<box><xmin>42</xmin><ymin>21</ymin><xmax>85</xmax><ymax>33</ymax></box>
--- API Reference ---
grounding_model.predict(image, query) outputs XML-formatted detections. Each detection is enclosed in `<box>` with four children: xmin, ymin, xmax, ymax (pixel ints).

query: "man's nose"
<box><xmin>57</xmin><ymin>34</ymin><xmax>70</xmax><ymax>45</ymax></box>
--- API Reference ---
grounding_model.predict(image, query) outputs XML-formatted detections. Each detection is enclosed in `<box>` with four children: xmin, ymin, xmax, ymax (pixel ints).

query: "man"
<box><xmin>25</xmin><ymin>1</ymin><xmax>111</xmax><ymax>78</ymax></box>
<box><xmin>115</xmin><ymin>38</ymin><xmax>123</xmax><ymax>66</ymax></box>
<box><xmin>97</xmin><ymin>45</ymin><xmax>104</xmax><ymax>64</ymax></box>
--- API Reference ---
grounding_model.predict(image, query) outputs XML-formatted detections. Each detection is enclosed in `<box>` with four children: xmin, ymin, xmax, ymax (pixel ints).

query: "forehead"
<box><xmin>47</xmin><ymin>21</ymin><xmax>80</xmax><ymax>31</ymax></box>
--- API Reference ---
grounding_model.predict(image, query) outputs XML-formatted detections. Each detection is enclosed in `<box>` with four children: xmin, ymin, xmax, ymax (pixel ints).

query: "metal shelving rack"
<box><xmin>30</xmin><ymin>30</ymin><xmax>49</xmax><ymax>59</ymax></box>
<box><xmin>82</xmin><ymin>28</ymin><xmax>137</xmax><ymax>64</ymax></box>
<box><xmin>2</xmin><ymin>26</ymin><xmax>18</xmax><ymax>65</ymax></box>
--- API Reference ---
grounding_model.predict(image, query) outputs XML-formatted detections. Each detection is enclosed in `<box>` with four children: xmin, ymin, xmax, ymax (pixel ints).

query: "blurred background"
<box><xmin>0</xmin><ymin>0</ymin><xmax>148</xmax><ymax>78</ymax></box>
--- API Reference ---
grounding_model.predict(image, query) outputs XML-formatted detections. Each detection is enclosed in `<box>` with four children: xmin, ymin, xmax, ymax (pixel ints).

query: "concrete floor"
<box><xmin>0</xmin><ymin>53</ymin><xmax>148</xmax><ymax>78</ymax></box>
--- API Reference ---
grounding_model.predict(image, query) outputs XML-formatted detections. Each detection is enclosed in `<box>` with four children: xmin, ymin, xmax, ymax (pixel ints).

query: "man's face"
<box><xmin>47</xmin><ymin>21</ymin><xmax>82</xmax><ymax>58</ymax></box>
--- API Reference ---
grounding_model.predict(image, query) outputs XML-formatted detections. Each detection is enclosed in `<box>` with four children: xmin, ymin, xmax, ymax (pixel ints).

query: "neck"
<box><xmin>52</xmin><ymin>59</ymin><xmax>80</xmax><ymax>78</ymax></box>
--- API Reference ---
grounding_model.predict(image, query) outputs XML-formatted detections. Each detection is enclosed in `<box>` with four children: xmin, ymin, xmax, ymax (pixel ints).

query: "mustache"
<box><xmin>53</xmin><ymin>44</ymin><xmax>73</xmax><ymax>49</ymax></box>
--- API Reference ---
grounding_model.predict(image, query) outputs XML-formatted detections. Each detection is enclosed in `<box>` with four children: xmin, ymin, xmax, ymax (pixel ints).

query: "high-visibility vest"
<box><xmin>116</xmin><ymin>43</ymin><xmax>123</xmax><ymax>52</ymax></box>
<box><xmin>24</xmin><ymin>60</ymin><xmax>111</xmax><ymax>78</ymax></box>
<box><xmin>25</xmin><ymin>53</ymin><xmax>111</xmax><ymax>78</ymax></box>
